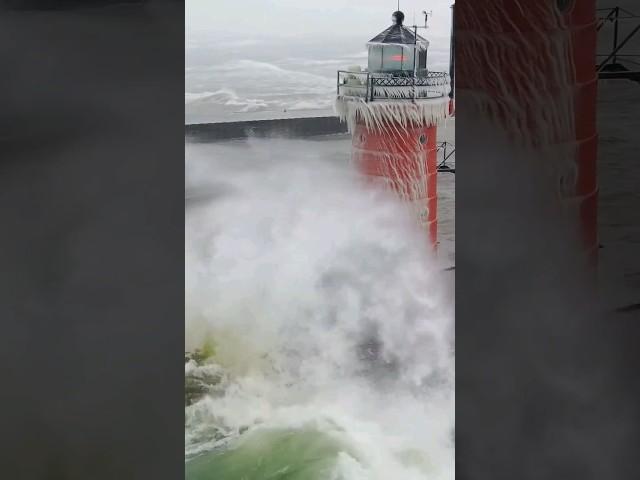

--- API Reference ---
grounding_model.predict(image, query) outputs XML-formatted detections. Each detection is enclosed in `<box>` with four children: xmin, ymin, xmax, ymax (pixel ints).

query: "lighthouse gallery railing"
<box><xmin>337</xmin><ymin>70</ymin><xmax>450</xmax><ymax>102</ymax></box>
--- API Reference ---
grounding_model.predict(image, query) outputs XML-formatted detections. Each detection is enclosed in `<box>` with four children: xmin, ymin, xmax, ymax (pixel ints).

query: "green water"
<box><xmin>185</xmin><ymin>428</ymin><xmax>354</xmax><ymax>480</ymax></box>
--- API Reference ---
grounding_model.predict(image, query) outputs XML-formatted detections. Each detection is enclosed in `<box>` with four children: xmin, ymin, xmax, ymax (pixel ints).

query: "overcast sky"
<box><xmin>187</xmin><ymin>0</ymin><xmax>454</xmax><ymax>42</ymax></box>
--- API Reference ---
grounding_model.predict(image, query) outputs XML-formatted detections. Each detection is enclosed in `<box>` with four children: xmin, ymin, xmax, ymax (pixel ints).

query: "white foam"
<box><xmin>185</xmin><ymin>139</ymin><xmax>454</xmax><ymax>478</ymax></box>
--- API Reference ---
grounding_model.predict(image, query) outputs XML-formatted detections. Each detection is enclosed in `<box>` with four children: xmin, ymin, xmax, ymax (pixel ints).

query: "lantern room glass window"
<box><xmin>368</xmin><ymin>46</ymin><xmax>383</xmax><ymax>72</ymax></box>
<box><xmin>418</xmin><ymin>49</ymin><xmax>427</xmax><ymax>71</ymax></box>
<box><xmin>368</xmin><ymin>45</ymin><xmax>416</xmax><ymax>73</ymax></box>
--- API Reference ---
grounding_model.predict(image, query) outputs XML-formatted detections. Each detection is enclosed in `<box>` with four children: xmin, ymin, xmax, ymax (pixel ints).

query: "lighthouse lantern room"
<box><xmin>367</xmin><ymin>11</ymin><xmax>429</xmax><ymax>75</ymax></box>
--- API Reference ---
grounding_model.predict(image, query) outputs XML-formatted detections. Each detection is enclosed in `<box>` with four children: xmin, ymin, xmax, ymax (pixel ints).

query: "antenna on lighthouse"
<box><xmin>422</xmin><ymin>10</ymin><xmax>433</xmax><ymax>29</ymax></box>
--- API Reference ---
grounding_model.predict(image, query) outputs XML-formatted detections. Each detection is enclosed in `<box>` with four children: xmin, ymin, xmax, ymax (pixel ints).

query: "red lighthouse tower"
<box><xmin>336</xmin><ymin>11</ymin><xmax>452</xmax><ymax>249</ymax></box>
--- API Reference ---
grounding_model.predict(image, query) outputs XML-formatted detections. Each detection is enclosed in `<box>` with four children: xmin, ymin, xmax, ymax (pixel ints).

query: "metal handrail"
<box><xmin>337</xmin><ymin>70</ymin><xmax>449</xmax><ymax>102</ymax></box>
<box><xmin>371</xmin><ymin>73</ymin><xmax>448</xmax><ymax>87</ymax></box>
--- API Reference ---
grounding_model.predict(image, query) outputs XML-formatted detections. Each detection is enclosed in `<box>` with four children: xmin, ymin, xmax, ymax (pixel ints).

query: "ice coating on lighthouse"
<box><xmin>335</xmin><ymin>10</ymin><xmax>452</xmax><ymax>247</ymax></box>
<box><xmin>456</xmin><ymin>0</ymin><xmax>599</xmax><ymax>261</ymax></box>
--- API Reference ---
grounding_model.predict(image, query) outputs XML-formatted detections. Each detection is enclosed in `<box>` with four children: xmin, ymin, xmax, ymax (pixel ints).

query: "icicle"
<box><xmin>334</xmin><ymin>96</ymin><xmax>450</xmax><ymax>134</ymax></box>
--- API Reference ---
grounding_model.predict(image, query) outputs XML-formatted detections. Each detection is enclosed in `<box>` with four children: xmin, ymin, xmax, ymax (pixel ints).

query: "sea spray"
<box><xmin>185</xmin><ymin>138</ymin><xmax>454</xmax><ymax>479</ymax></box>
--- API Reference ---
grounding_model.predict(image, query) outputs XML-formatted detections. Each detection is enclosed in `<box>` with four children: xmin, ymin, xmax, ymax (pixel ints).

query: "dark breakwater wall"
<box><xmin>185</xmin><ymin>116</ymin><xmax>349</xmax><ymax>142</ymax></box>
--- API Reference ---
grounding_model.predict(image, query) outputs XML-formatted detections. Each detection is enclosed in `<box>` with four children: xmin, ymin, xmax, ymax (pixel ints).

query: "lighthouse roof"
<box><xmin>367</xmin><ymin>24</ymin><xmax>429</xmax><ymax>50</ymax></box>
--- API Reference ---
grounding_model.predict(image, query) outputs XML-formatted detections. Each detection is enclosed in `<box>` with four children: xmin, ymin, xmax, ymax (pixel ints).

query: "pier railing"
<box><xmin>337</xmin><ymin>70</ymin><xmax>450</xmax><ymax>102</ymax></box>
